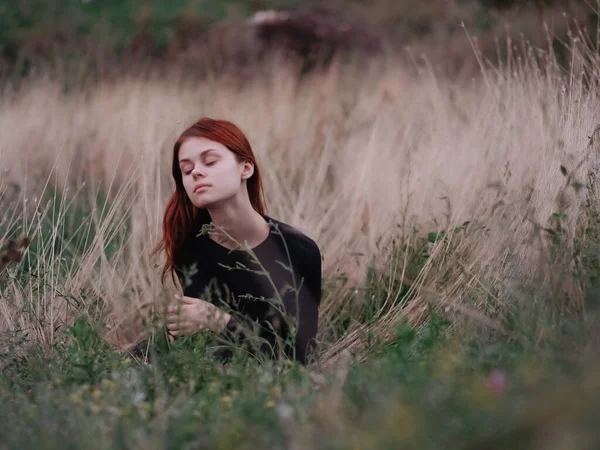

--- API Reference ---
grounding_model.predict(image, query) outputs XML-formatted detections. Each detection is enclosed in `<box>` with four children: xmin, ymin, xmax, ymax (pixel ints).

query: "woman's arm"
<box><xmin>291</xmin><ymin>242</ymin><xmax>322</xmax><ymax>365</ymax></box>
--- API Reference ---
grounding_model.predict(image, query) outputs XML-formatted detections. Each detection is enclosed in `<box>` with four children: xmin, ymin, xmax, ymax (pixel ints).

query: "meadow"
<box><xmin>1</xmin><ymin>7</ymin><xmax>600</xmax><ymax>448</ymax></box>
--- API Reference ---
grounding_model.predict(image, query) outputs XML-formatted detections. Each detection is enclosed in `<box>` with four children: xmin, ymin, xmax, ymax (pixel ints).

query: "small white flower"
<box><xmin>276</xmin><ymin>403</ymin><xmax>294</xmax><ymax>420</ymax></box>
<box><xmin>132</xmin><ymin>389</ymin><xmax>146</xmax><ymax>404</ymax></box>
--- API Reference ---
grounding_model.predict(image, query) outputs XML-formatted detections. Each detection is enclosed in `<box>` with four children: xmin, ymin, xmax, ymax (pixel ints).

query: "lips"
<box><xmin>194</xmin><ymin>184</ymin><xmax>211</xmax><ymax>193</ymax></box>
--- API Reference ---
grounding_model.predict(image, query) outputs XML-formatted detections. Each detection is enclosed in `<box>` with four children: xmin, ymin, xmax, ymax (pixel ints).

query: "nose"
<box><xmin>191</xmin><ymin>165</ymin><xmax>205</xmax><ymax>178</ymax></box>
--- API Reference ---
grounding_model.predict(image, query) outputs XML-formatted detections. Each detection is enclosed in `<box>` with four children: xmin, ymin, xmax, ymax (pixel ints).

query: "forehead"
<box><xmin>179</xmin><ymin>137</ymin><xmax>228</xmax><ymax>161</ymax></box>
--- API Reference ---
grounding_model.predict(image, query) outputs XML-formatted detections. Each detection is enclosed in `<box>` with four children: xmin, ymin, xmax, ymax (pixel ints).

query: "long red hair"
<box><xmin>151</xmin><ymin>117</ymin><xmax>267</xmax><ymax>283</ymax></box>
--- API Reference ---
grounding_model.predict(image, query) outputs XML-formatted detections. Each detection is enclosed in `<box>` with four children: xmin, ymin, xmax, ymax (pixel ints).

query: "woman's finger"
<box><xmin>167</xmin><ymin>314</ymin><xmax>190</xmax><ymax>323</ymax></box>
<box><xmin>169</xmin><ymin>320</ymin><xmax>193</xmax><ymax>329</ymax></box>
<box><xmin>166</xmin><ymin>313</ymin><xmax>185</xmax><ymax>321</ymax></box>
<box><xmin>168</xmin><ymin>302</ymin><xmax>189</xmax><ymax>312</ymax></box>
<box><xmin>174</xmin><ymin>294</ymin><xmax>189</xmax><ymax>304</ymax></box>
<box><xmin>180</xmin><ymin>295</ymin><xmax>201</xmax><ymax>305</ymax></box>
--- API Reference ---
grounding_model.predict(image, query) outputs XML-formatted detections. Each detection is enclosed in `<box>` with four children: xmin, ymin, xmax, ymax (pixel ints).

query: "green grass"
<box><xmin>1</xmin><ymin>304</ymin><xmax>598</xmax><ymax>449</ymax></box>
<box><xmin>0</xmin><ymin>0</ymin><xmax>302</xmax><ymax>59</ymax></box>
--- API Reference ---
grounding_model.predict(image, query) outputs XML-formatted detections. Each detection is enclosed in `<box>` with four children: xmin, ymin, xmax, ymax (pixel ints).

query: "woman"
<box><xmin>150</xmin><ymin>117</ymin><xmax>322</xmax><ymax>365</ymax></box>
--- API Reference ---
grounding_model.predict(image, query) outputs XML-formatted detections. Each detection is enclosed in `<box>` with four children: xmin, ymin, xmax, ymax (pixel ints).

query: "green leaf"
<box><xmin>427</xmin><ymin>231</ymin><xmax>445</xmax><ymax>243</ymax></box>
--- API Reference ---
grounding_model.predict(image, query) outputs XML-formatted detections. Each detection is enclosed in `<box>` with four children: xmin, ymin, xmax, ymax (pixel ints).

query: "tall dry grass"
<box><xmin>0</xmin><ymin>32</ymin><xmax>599</xmax><ymax>366</ymax></box>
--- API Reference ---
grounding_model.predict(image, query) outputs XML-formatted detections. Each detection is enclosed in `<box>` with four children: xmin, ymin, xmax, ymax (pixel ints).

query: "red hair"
<box><xmin>150</xmin><ymin>117</ymin><xmax>267</xmax><ymax>283</ymax></box>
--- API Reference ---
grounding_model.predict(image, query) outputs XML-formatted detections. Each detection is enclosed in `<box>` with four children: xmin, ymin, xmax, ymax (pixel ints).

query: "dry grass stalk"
<box><xmin>0</xmin><ymin>25</ymin><xmax>598</xmax><ymax>364</ymax></box>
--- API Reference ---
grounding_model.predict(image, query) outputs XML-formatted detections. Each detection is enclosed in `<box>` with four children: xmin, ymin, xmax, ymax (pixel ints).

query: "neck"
<box><xmin>206</xmin><ymin>193</ymin><xmax>268</xmax><ymax>249</ymax></box>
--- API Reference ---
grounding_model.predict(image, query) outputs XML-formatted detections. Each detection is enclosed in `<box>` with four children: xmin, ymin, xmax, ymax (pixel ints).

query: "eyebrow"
<box><xmin>179</xmin><ymin>148</ymin><xmax>219</xmax><ymax>164</ymax></box>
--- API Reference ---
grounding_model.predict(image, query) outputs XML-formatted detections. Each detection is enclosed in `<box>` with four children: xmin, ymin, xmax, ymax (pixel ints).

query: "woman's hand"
<box><xmin>166</xmin><ymin>295</ymin><xmax>231</xmax><ymax>337</ymax></box>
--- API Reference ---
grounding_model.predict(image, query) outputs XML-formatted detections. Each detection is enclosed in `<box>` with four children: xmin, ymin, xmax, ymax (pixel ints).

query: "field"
<box><xmin>2</xmin><ymin>1</ymin><xmax>600</xmax><ymax>448</ymax></box>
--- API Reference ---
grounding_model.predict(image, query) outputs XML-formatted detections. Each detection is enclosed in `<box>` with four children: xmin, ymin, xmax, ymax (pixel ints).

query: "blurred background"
<box><xmin>1</xmin><ymin>0</ymin><xmax>596</xmax><ymax>82</ymax></box>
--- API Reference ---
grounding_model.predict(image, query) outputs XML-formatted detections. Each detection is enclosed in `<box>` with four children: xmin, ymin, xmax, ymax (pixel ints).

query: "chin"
<box><xmin>190</xmin><ymin>198</ymin><xmax>212</xmax><ymax>209</ymax></box>
<box><xmin>188</xmin><ymin>190</ymin><xmax>232</xmax><ymax>210</ymax></box>
<box><xmin>190</xmin><ymin>193</ymin><xmax>225</xmax><ymax>210</ymax></box>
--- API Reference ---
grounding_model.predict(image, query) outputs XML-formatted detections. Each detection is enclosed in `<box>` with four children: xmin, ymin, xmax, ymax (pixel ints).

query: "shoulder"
<box><xmin>266</xmin><ymin>216</ymin><xmax>321</xmax><ymax>260</ymax></box>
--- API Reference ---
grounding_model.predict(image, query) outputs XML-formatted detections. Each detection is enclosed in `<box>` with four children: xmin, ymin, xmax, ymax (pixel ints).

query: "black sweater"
<box><xmin>173</xmin><ymin>215</ymin><xmax>322</xmax><ymax>365</ymax></box>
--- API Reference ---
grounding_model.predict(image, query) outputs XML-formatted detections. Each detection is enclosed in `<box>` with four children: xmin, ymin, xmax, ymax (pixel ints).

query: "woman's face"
<box><xmin>178</xmin><ymin>137</ymin><xmax>253</xmax><ymax>209</ymax></box>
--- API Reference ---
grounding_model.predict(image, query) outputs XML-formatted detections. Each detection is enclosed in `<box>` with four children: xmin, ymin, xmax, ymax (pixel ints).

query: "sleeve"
<box><xmin>292</xmin><ymin>241</ymin><xmax>322</xmax><ymax>365</ymax></box>
<box><xmin>218</xmin><ymin>311</ymin><xmax>274</xmax><ymax>362</ymax></box>
<box><xmin>220</xmin><ymin>240</ymin><xmax>322</xmax><ymax>366</ymax></box>
<box><xmin>222</xmin><ymin>316</ymin><xmax>250</xmax><ymax>340</ymax></box>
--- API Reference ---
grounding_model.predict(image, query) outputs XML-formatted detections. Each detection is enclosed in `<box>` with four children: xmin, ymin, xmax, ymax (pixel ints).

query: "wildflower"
<box><xmin>132</xmin><ymin>389</ymin><xmax>146</xmax><ymax>404</ymax></box>
<box><xmin>69</xmin><ymin>392</ymin><xmax>82</xmax><ymax>404</ymax></box>
<box><xmin>91</xmin><ymin>388</ymin><xmax>102</xmax><ymax>401</ymax></box>
<box><xmin>136</xmin><ymin>401</ymin><xmax>151</xmax><ymax>418</ymax></box>
<box><xmin>276</xmin><ymin>403</ymin><xmax>294</xmax><ymax>419</ymax></box>
<box><xmin>100</xmin><ymin>378</ymin><xmax>117</xmax><ymax>391</ymax></box>
<box><xmin>484</xmin><ymin>369</ymin><xmax>508</xmax><ymax>395</ymax></box>
<box><xmin>271</xmin><ymin>386</ymin><xmax>281</xmax><ymax>398</ymax></box>
<box><xmin>265</xmin><ymin>400</ymin><xmax>275</xmax><ymax>408</ymax></box>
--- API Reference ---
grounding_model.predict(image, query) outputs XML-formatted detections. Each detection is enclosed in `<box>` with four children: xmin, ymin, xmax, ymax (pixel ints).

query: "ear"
<box><xmin>240</xmin><ymin>159</ymin><xmax>254</xmax><ymax>180</ymax></box>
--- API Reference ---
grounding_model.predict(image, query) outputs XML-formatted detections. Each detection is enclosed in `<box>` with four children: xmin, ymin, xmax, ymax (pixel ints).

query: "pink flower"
<box><xmin>484</xmin><ymin>369</ymin><xmax>508</xmax><ymax>395</ymax></box>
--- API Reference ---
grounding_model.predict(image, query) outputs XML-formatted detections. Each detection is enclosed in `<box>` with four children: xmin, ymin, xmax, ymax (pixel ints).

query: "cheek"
<box><xmin>217</xmin><ymin>165</ymin><xmax>243</xmax><ymax>186</ymax></box>
<box><xmin>181</xmin><ymin>176</ymin><xmax>196</xmax><ymax>195</ymax></box>
<box><xmin>202</xmin><ymin>167</ymin><xmax>234</xmax><ymax>192</ymax></box>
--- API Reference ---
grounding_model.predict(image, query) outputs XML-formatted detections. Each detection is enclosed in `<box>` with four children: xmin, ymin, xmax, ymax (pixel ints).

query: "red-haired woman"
<box><xmin>150</xmin><ymin>117</ymin><xmax>322</xmax><ymax>365</ymax></box>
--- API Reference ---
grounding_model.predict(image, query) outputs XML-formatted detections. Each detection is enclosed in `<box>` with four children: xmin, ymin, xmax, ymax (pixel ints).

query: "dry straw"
<box><xmin>0</xmin><ymin>25</ymin><xmax>599</xmax><ymax>366</ymax></box>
